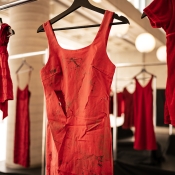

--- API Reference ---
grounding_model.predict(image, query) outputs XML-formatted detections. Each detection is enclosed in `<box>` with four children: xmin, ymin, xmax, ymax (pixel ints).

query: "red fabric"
<box><xmin>133</xmin><ymin>76</ymin><xmax>157</xmax><ymax>150</ymax></box>
<box><xmin>144</xmin><ymin>0</ymin><xmax>175</xmax><ymax>126</ymax></box>
<box><xmin>41</xmin><ymin>11</ymin><xmax>115</xmax><ymax>175</ymax></box>
<box><xmin>0</xmin><ymin>23</ymin><xmax>13</xmax><ymax>119</ymax></box>
<box><xmin>122</xmin><ymin>88</ymin><xmax>134</xmax><ymax>129</ymax></box>
<box><xmin>117</xmin><ymin>92</ymin><xmax>124</xmax><ymax>116</ymax></box>
<box><xmin>109</xmin><ymin>95</ymin><xmax>113</xmax><ymax>114</ymax></box>
<box><xmin>14</xmin><ymin>85</ymin><xmax>30</xmax><ymax>167</ymax></box>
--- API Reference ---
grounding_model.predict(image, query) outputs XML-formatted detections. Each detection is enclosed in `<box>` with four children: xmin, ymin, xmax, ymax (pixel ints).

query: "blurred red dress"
<box><xmin>122</xmin><ymin>87</ymin><xmax>134</xmax><ymax>129</ymax></box>
<box><xmin>134</xmin><ymin>76</ymin><xmax>157</xmax><ymax>150</ymax></box>
<box><xmin>41</xmin><ymin>11</ymin><xmax>115</xmax><ymax>175</ymax></box>
<box><xmin>14</xmin><ymin>74</ymin><xmax>31</xmax><ymax>167</ymax></box>
<box><xmin>0</xmin><ymin>23</ymin><xmax>13</xmax><ymax>119</ymax></box>
<box><xmin>144</xmin><ymin>0</ymin><xmax>175</xmax><ymax>126</ymax></box>
<box><xmin>117</xmin><ymin>92</ymin><xmax>124</xmax><ymax>117</ymax></box>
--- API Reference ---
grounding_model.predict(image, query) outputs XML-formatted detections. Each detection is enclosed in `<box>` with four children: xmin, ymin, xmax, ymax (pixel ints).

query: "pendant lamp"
<box><xmin>156</xmin><ymin>46</ymin><xmax>166</xmax><ymax>62</ymax></box>
<box><xmin>135</xmin><ymin>33</ymin><xmax>156</xmax><ymax>53</ymax></box>
<box><xmin>92</xmin><ymin>0</ymin><xmax>102</xmax><ymax>3</ymax></box>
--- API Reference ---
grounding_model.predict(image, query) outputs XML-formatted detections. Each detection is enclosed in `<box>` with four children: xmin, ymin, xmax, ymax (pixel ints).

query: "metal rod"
<box><xmin>41</xmin><ymin>96</ymin><xmax>46</xmax><ymax>175</ymax></box>
<box><xmin>116</xmin><ymin>62</ymin><xmax>166</xmax><ymax>68</ymax></box>
<box><xmin>9</xmin><ymin>50</ymin><xmax>46</xmax><ymax>59</ymax></box>
<box><xmin>153</xmin><ymin>77</ymin><xmax>157</xmax><ymax>127</ymax></box>
<box><xmin>113</xmin><ymin>69</ymin><xmax>117</xmax><ymax>161</ymax></box>
<box><xmin>169</xmin><ymin>125</ymin><xmax>173</xmax><ymax>135</ymax></box>
<box><xmin>117</xmin><ymin>77</ymin><xmax>154</xmax><ymax>81</ymax></box>
<box><xmin>142</xmin><ymin>53</ymin><xmax>146</xmax><ymax>84</ymax></box>
<box><xmin>0</xmin><ymin>0</ymin><xmax>37</xmax><ymax>11</ymax></box>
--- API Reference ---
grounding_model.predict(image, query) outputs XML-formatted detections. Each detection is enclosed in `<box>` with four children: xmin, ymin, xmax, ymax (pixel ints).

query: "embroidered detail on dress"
<box><xmin>50</xmin><ymin>69</ymin><xmax>56</xmax><ymax>74</ymax></box>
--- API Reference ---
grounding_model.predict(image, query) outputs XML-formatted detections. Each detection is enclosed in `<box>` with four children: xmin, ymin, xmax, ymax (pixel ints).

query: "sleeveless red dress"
<box><xmin>0</xmin><ymin>23</ymin><xmax>13</xmax><ymax>119</ymax></box>
<box><xmin>41</xmin><ymin>11</ymin><xmax>115</xmax><ymax>175</ymax></box>
<box><xmin>144</xmin><ymin>0</ymin><xmax>175</xmax><ymax>126</ymax></box>
<box><xmin>122</xmin><ymin>87</ymin><xmax>134</xmax><ymax>129</ymax></box>
<box><xmin>133</xmin><ymin>76</ymin><xmax>157</xmax><ymax>150</ymax></box>
<box><xmin>14</xmin><ymin>73</ymin><xmax>31</xmax><ymax>167</ymax></box>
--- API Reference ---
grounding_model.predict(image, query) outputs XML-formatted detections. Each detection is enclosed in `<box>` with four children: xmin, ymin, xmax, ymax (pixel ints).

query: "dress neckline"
<box><xmin>135</xmin><ymin>75</ymin><xmax>153</xmax><ymax>89</ymax></box>
<box><xmin>46</xmin><ymin>10</ymin><xmax>111</xmax><ymax>52</ymax></box>
<box><xmin>124</xmin><ymin>87</ymin><xmax>134</xmax><ymax>95</ymax></box>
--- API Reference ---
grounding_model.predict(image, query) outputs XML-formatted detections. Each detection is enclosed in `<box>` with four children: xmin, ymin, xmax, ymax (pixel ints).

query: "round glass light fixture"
<box><xmin>135</xmin><ymin>33</ymin><xmax>156</xmax><ymax>53</ymax></box>
<box><xmin>92</xmin><ymin>0</ymin><xmax>102</xmax><ymax>3</ymax></box>
<box><xmin>156</xmin><ymin>45</ymin><xmax>167</xmax><ymax>62</ymax></box>
<box><xmin>110</xmin><ymin>12</ymin><xmax>129</xmax><ymax>37</ymax></box>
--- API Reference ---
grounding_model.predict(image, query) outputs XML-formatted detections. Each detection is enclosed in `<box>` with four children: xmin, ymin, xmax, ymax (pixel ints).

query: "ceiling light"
<box><xmin>92</xmin><ymin>0</ymin><xmax>102</xmax><ymax>3</ymax></box>
<box><xmin>9</xmin><ymin>50</ymin><xmax>46</xmax><ymax>59</ymax></box>
<box><xmin>135</xmin><ymin>33</ymin><xmax>156</xmax><ymax>53</ymax></box>
<box><xmin>156</xmin><ymin>46</ymin><xmax>166</xmax><ymax>62</ymax></box>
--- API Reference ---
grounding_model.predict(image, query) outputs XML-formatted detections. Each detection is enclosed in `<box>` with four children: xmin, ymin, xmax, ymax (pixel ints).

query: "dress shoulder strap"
<box><xmin>43</xmin><ymin>21</ymin><xmax>58</xmax><ymax>52</ymax></box>
<box><xmin>94</xmin><ymin>11</ymin><xmax>114</xmax><ymax>46</ymax></box>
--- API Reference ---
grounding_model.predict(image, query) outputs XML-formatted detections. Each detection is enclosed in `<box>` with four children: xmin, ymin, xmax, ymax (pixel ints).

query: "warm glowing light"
<box><xmin>92</xmin><ymin>0</ymin><xmax>101</xmax><ymax>3</ymax></box>
<box><xmin>156</xmin><ymin>46</ymin><xmax>167</xmax><ymax>62</ymax></box>
<box><xmin>110</xmin><ymin>114</ymin><xmax>124</xmax><ymax>127</ymax></box>
<box><xmin>135</xmin><ymin>33</ymin><xmax>156</xmax><ymax>53</ymax></box>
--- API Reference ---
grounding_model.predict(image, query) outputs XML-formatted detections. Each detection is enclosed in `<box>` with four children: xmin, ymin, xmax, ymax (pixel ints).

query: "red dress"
<box><xmin>41</xmin><ymin>11</ymin><xmax>115</xmax><ymax>175</ymax></box>
<box><xmin>144</xmin><ymin>0</ymin><xmax>175</xmax><ymax>126</ymax></box>
<box><xmin>116</xmin><ymin>92</ymin><xmax>124</xmax><ymax>117</ymax></box>
<box><xmin>133</xmin><ymin>76</ymin><xmax>157</xmax><ymax>150</ymax></box>
<box><xmin>122</xmin><ymin>87</ymin><xmax>134</xmax><ymax>129</ymax></box>
<box><xmin>0</xmin><ymin>23</ymin><xmax>13</xmax><ymax>119</ymax></box>
<box><xmin>14</xmin><ymin>74</ymin><xmax>31</xmax><ymax>167</ymax></box>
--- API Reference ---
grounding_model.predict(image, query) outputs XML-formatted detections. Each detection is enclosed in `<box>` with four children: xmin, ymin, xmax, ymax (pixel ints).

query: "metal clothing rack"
<box><xmin>116</xmin><ymin>62</ymin><xmax>166</xmax><ymax>68</ymax></box>
<box><xmin>9</xmin><ymin>50</ymin><xmax>47</xmax><ymax>175</ymax></box>
<box><xmin>0</xmin><ymin>0</ymin><xmax>37</xmax><ymax>11</ymax></box>
<box><xmin>113</xmin><ymin>61</ymin><xmax>172</xmax><ymax>160</ymax></box>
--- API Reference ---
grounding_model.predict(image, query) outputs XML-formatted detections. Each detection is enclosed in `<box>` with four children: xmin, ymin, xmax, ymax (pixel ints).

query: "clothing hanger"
<box><xmin>37</xmin><ymin>0</ymin><xmax>130</xmax><ymax>33</ymax></box>
<box><xmin>0</xmin><ymin>18</ymin><xmax>15</xmax><ymax>37</ymax></box>
<box><xmin>16</xmin><ymin>59</ymin><xmax>34</xmax><ymax>74</ymax></box>
<box><xmin>134</xmin><ymin>68</ymin><xmax>156</xmax><ymax>78</ymax></box>
<box><xmin>141</xmin><ymin>12</ymin><xmax>147</xmax><ymax>19</ymax></box>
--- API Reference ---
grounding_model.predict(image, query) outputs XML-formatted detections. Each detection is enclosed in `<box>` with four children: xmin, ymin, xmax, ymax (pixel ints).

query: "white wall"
<box><xmin>110</xmin><ymin>50</ymin><xmax>167</xmax><ymax>91</ymax></box>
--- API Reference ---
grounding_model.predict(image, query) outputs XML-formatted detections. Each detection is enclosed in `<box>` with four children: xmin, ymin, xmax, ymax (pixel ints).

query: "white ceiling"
<box><xmin>50</xmin><ymin>0</ymin><xmax>136</xmax><ymax>53</ymax></box>
<box><xmin>0</xmin><ymin>0</ymin><xmax>166</xmax><ymax>60</ymax></box>
<box><xmin>50</xmin><ymin>0</ymin><xmax>165</xmax><ymax>55</ymax></box>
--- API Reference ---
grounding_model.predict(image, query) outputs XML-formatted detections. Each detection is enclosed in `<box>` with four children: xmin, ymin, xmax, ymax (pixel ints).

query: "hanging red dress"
<box><xmin>14</xmin><ymin>73</ymin><xmax>31</xmax><ymax>167</ymax></box>
<box><xmin>122</xmin><ymin>87</ymin><xmax>134</xmax><ymax>129</ymax></box>
<box><xmin>40</xmin><ymin>11</ymin><xmax>115</xmax><ymax>175</ymax></box>
<box><xmin>143</xmin><ymin>0</ymin><xmax>175</xmax><ymax>126</ymax></box>
<box><xmin>133</xmin><ymin>76</ymin><xmax>157</xmax><ymax>150</ymax></box>
<box><xmin>0</xmin><ymin>23</ymin><xmax>13</xmax><ymax>119</ymax></box>
<box><xmin>116</xmin><ymin>92</ymin><xmax>124</xmax><ymax>117</ymax></box>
